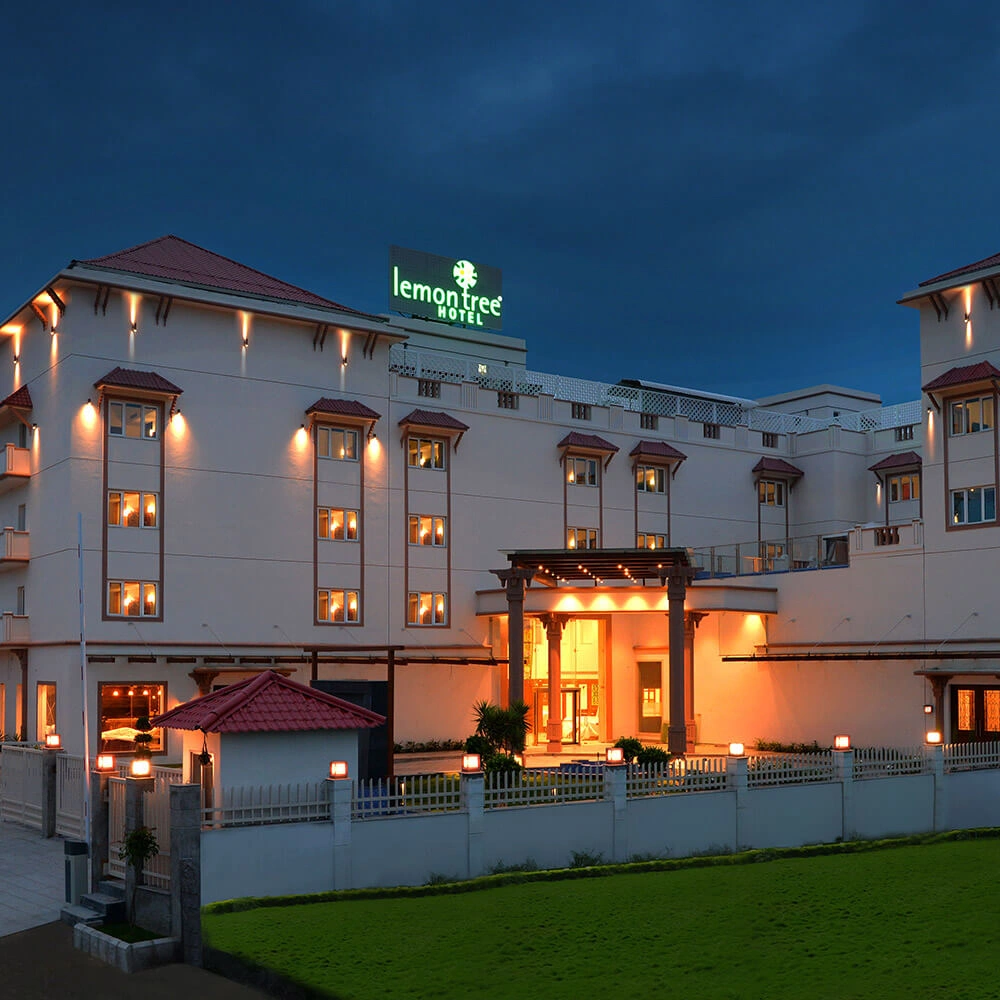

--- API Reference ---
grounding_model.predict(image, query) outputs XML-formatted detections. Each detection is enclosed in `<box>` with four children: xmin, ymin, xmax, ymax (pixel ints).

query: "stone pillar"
<box><xmin>328</xmin><ymin>776</ymin><xmax>353</xmax><ymax>890</ymax></box>
<box><xmin>725</xmin><ymin>752</ymin><xmax>748</xmax><ymax>852</ymax></box>
<box><xmin>89</xmin><ymin>771</ymin><xmax>110</xmax><ymax>891</ymax></box>
<box><xmin>461</xmin><ymin>771</ymin><xmax>485</xmax><ymax>878</ymax></box>
<box><xmin>170</xmin><ymin>784</ymin><xmax>202</xmax><ymax>967</ymax></box>
<box><xmin>924</xmin><ymin>743</ymin><xmax>946</xmax><ymax>833</ymax></box>
<box><xmin>683</xmin><ymin>612</ymin><xmax>708</xmax><ymax>751</ymax></box>
<box><xmin>603</xmin><ymin>762</ymin><xmax>628</xmax><ymax>862</ymax></box>
<box><xmin>833</xmin><ymin>749</ymin><xmax>855</xmax><ymax>841</ymax></box>
<box><xmin>492</xmin><ymin>568</ymin><xmax>535</xmax><ymax>705</ymax></box>
<box><xmin>928</xmin><ymin>675</ymin><xmax>950</xmax><ymax>737</ymax></box>
<box><xmin>124</xmin><ymin>776</ymin><xmax>152</xmax><ymax>917</ymax></box>
<box><xmin>541</xmin><ymin>614</ymin><xmax>568</xmax><ymax>753</ymax></box>
<box><xmin>41</xmin><ymin>749</ymin><xmax>59</xmax><ymax>838</ymax></box>
<box><xmin>664</xmin><ymin>567</ymin><xmax>695</xmax><ymax>757</ymax></box>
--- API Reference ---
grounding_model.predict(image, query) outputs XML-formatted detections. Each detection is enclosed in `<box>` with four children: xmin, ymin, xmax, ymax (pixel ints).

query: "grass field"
<box><xmin>202</xmin><ymin>839</ymin><xmax>1000</xmax><ymax>1000</ymax></box>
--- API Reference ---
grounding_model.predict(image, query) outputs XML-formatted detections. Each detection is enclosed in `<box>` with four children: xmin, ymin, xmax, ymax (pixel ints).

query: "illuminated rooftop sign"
<box><xmin>390</xmin><ymin>246</ymin><xmax>502</xmax><ymax>331</ymax></box>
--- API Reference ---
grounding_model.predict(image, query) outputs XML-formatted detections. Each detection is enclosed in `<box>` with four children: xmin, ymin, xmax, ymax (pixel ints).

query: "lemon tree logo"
<box><xmin>453</xmin><ymin>259</ymin><xmax>478</xmax><ymax>291</ymax></box>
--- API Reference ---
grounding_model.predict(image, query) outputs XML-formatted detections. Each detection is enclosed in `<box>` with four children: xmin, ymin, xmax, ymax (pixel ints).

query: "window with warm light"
<box><xmin>407</xmin><ymin>591</ymin><xmax>447</xmax><ymax>626</ymax></box>
<box><xmin>108</xmin><ymin>402</ymin><xmax>158</xmax><ymax>440</ymax></box>
<box><xmin>317</xmin><ymin>589</ymin><xmax>360</xmax><ymax>623</ymax></box>
<box><xmin>758</xmin><ymin>480</ymin><xmax>785</xmax><ymax>506</ymax></box>
<box><xmin>108</xmin><ymin>580</ymin><xmax>158</xmax><ymax>617</ymax></box>
<box><xmin>408</xmin><ymin>514</ymin><xmax>446</xmax><ymax>546</ymax></box>
<box><xmin>951</xmin><ymin>486</ymin><xmax>996</xmax><ymax>525</ymax></box>
<box><xmin>636</xmin><ymin>465</ymin><xmax>666</xmax><ymax>494</ymax></box>
<box><xmin>316</xmin><ymin>426</ymin><xmax>358</xmax><ymax>461</ymax></box>
<box><xmin>567</xmin><ymin>527</ymin><xmax>598</xmax><ymax>549</ymax></box>
<box><xmin>36</xmin><ymin>682</ymin><xmax>56</xmax><ymax>739</ymax></box>
<box><xmin>98</xmin><ymin>683</ymin><xmax>165</xmax><ymax>754</ymax></box>
<box><xmin>107</xmin><ymin>491</ymin><xmax>158</xmax><ymax>528</ymax></box>
<box><xmin>407</xmin><ymin>437</ymin><xmax>445</xmax><ymax>469</ymax></box>
<box><xmin>637</xmin><ymin>532</ymin><xmax>667</xmax><ymax>549</ymax></box>
<box><xmin>888</xmin><ymin>474</ymin><xmax>920</xmax><ymax>503</ymax></box>
<box><xmin>567</xmin><ymin>457</ymin><xmax>597</xmax><ymax>487</ymax></box>
<box><xmin>949</xmin><ymin>395</ymin><xmax>994</xmax><ymax>436</ymax></box>
<box><xmin>318</xmin><ymin>507</ymin><xmax>359</xmax><ymax>542</ymax></box>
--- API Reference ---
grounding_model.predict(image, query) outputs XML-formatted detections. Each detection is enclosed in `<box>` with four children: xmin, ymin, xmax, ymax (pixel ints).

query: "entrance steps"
<box><xmin>60</xmin><ymin>879</ymin><xmax>126</xmax><ymax>926</ymax></box>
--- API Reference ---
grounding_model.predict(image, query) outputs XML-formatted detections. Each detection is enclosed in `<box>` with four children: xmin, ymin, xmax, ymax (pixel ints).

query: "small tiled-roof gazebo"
<box><xmin>152</xmin><ymin>670</ymin><xmax>385</xmax><ymax>787</ymax></box>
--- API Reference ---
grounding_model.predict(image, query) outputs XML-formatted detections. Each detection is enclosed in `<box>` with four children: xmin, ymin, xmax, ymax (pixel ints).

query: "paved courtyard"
<box><xmin>0</xmin><ymin>820</ymin><xmax>67</xmax><ymax>938</ymax></box>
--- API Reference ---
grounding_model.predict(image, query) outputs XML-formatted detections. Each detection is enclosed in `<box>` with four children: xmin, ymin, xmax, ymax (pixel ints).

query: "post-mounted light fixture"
<box><xmin>834</xmin><ymin>735</ymin><xmax>851</xmax><ymax>751</ymax></box>
<box><xmin>728</xmin><ymin>742</ymin><xmax>745</xmax><ymax>757</ymax></box>
<box><xmin>925</xmin><ymin>731</ymin><xmax>942</xmax><ymax>745</ymax></box>
<box><xmin>44</xmin><ymin>733</ymin><xmax>61</xmax><ymax>749</ymax></box>
<box><xmin>329</xmin><ymin>760</ymin><xmax>349</xmax><ymax>779</ymax></box>
<box><xmin>605</xmin><ymin>746</ymin><xmax>625</xmax><ymax>765</ymax></box>
<box><xmin>461</xmin><ymin>753</ymin><xmax>482</xmax><ymax>773</ymax></box>
<box><xmin>95</xmin><ymin>754</ymin><xmax>115</xmax><ymax>772</ymax></box>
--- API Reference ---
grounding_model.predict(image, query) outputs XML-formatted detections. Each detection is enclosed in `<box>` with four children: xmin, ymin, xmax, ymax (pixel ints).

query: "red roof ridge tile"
<box><xmin>306</xmin><ymin>397</ymin><xmax>382</xmax><ymax>421</ymax></box>
<box><xmin>557</xmin><ymin>431</ymin><xmax>619</xmax><ymax>452</ymax></box>
<box><xmin>94</xmin><ymin>366</ymin><xmax>184</xmax><ymax>395</ymax></box>
<box><xmin>629</xmin><ymin>439</ymin><xmax>686</xmax><ymax>461</ymax></box>
<box><xmin>919</xmin><ymin>251</ymin><xmax>1000</xmax><ymax>287</ymax></box>
<box><xmin>1</xmin><ymin>385</ymin><xmax>33</xmax><ymax>410</ymax></box>
<box><xmin>398</xmin><ymin>409</ymin><xmax>470</xmax><ymax>431</ymax></box>
<box><xmin>921</xmin><ymin>361</ymin><xmax>1000</xmax><ymax>394</ymax></box>
<box><xmin>868</xmin><ymin>451</ymin><xmax>922</xmax><ymax>472</ymax></box>
<box><xmin>751</xmin><ymin>456</ymin><xmax>804</xmax><ymax>477</ymax></box>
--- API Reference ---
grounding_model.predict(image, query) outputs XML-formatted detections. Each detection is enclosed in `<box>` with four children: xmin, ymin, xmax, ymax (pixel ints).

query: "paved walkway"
<box><xmin>0</xmin><ymin>820</ymin><xmax>67</xmax><ymax>938</ymax></box>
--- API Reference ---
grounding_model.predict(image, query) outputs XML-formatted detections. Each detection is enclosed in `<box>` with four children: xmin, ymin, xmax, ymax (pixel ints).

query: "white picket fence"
<box><xmin>747</xmin><ymin>752</ymin><xmax>836</xmax><ymax>787</ymax></box>
<box><xmin>55</xmin><ymin>754</ymin><xmax>86</xmax><ymax>839</ymax></box>
<box><xmin>203</xmin><ymin>782</ymin><xmax>331</xmax><ymax>828</ymax></box>
<box><xmin>0</xmin><ymin>744</ymin><xmax>44</xmax><ymax>830</ymax></box>
<box><xmin>944</xmin><ymin>741</ymin><xmax>1000</xmax><ymax>772</ymax></box>
<box><xmin>853</xmin><ymin>745</ymin><xmax>927</xmax><ymax>779</ymax></box>
<box><xmin>484</xmin><ymin>766</ymin><xmax>606</xmax><ymax>808</ymax></box>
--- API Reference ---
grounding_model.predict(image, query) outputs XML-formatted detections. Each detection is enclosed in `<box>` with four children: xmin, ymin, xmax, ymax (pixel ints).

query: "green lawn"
<box><xmin>202</xmin><ymin>839</ymin><xmax>1000</xmax><ymax>1000</ymax></box>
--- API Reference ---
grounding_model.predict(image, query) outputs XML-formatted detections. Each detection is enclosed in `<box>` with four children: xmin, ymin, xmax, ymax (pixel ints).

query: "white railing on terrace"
<box><xmin>484</xmin><ymin>766</ymin><xmax>606</xmax><ymax>808</ymax></box>
<box><xmin>388</xmin><ymin>343</ymin><xmax>920</xmax><ymax>433</ymax></box>
<box><xmin>943</xmin><ymin>741</ymin><xmax>1000</xmax><ymax>772</ymax></box>
<box><xmin>747</xmin><ymin>752</ymin><xmax>836</xmax><ymax>787</ymax></box>
<box><xmin>626</xmin><ymin>757</ymin><xmax>728</xmax><ymax>797</ymax></box>
<box><xmin>354</xmin><ymin>773</ymin><xmax>462</xmax><ymax>819</ymax></box>
<box><xmin>202</xmin><ymin>782</ymin><xmax>330</xmax><ymax>829</ymax></box>
<box><xmin>852</xmin><ymin>746</ymin><xmax>928</xmax><ymax>779</ymax></box>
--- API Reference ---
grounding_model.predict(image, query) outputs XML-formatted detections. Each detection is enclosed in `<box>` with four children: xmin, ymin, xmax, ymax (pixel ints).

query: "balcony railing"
<box><xmin>0</xmin><ymin>444</ymin><xmax>30</xmax><ymax>494</ymax></box>
<box><xmin>851</xmin><ymin>520</ymin><xmax>923</xmax><ymax>555</ymax></box>
<box><xmin>689</xmin><ymin>534</ymin><xmax>850</xmax><ymax>578</ymax></box>
<box><xmin>1</xmin><ymin>612</ymin><xmax>29</xmax><ymax>643</ymax></box>
<box><xmin>0</xmin><ymin>529</ymin><xmax>29</xmax><ymax>571</ymax></box>
<box><xmin>388</xmin><ymin>343</ymin><xmax>920</xmax><ymax>434</ymax></box>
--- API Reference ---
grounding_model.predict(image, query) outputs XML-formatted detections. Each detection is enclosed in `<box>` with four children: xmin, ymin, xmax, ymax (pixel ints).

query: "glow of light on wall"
<box><xmin>965</xmin><ymin>288</ymin><xmax>973</xmax><ymax>349</ymax></box>
<box><xmin>367</xmin><ymin>436</ymin><xmax>381</xmax><ymax>459</ymax></box>
<box><xmin>294</xmin><ymin>425</ymin><xmax>308</xmax><ymax>450</ymax></box>
<box><xmin>170</xmin><ymin>412</ymin><xmax>187</xmax><ymax>439</ymax></box>
<box><xmin>81</xmin><ymin>401</ymin><xmax>98</xmax><ymax>430</ymax></box>
<box><xmin>926</xmin><ymin>409</ymin><xmax>935</xmax><ymax>461</ymax></box>
<box><xmin>876</xmin><ymin>481</ymin><xmax>881</xmax><ymax>504</ymax></box>
<box><xmin>0</xmin><ymin>324</ymin><xmax>21</xmax><ymax>337</ymax></box>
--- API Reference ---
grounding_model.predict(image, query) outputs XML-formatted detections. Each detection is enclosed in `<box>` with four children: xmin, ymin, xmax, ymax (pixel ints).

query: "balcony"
<box><xmin>850</xmin><ymin>519</ymin><xmax>923</xmax><ymax>556</ymax></box>
<box><xmin>0</xmin><ymin>444</ymin><xmax>30</xmax><ymax>494</ymax></box>
<box><xmin>0</xmin><ymin>529</ymin><xmax>29</xmax><ymax>571</ymax></box>
<box><xmin>1</xmin><ymin>612</ymin><xmax>29</xmax><ymax>643</ymax></box>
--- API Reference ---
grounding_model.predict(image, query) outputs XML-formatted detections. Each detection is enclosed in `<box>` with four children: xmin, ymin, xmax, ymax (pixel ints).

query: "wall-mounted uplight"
<box><xmin>242</xmin><ymin>333</ymin><xmax>249</xmax><ymax>349</ymax></box>
<box><xmin>129</xmin><ymin>320</ymin><xmax>138</xmax><ymax>336</ymax></box>
<box><xmin>329</xmin><ymin>760</ymin><xmax>349</xmax><ymax>779</ymax></box>
<box><xmin>461</xmin><ymin>753</ymin><xmax>482</xmax><ymax>773</ymax></box>
<box><xmin>925</xmin><ymin>731</ymin><xmax>942</xmax><ymax>745</ymax></box>
<box><xmin>833</xmin><ymin>735</ymin><xmax>851</xmax><ymax>751</ymax></box>
<box><xmin>95</xmin><ymin>754</ymin><xmax>115</xmax><ymax>772</ymax></box>
<box><xmin>923</xmin><ymin>703</ymin><xmax>934</xmax><ymax>715</ymax></box>
<box><xmin>13</xmin><ymin>354</ymin><xmax>19</xmax><ymax>366</ymax></box>
<box><xmin>341</xmin><ymin>355</ymin><xmax>348</xmax><ymax>368</ymax></box>
<box><xmin>44</xmin><ymin>733</ymin><xmax>61</xmax><ymax>749</ymax></box>
<box><xmin>728</xmin><ymin>742</ymin><xmax>745</xmax><ymax>757</ymax></box>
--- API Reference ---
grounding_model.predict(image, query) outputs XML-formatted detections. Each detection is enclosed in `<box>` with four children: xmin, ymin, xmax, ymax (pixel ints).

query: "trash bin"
<box><xmin>64</xmin><ymin>840</ymin><xmax>88</xmax><ymax>905</ymax></box>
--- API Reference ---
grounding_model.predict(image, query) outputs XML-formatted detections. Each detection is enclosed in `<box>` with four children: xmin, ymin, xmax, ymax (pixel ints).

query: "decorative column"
<box><xmin>928</xmin><ymin>675</ymin><xmax>951</xmax><ymax>737</ymax></box>
<box><xmin>684</xmin><ymin>612</ymin><xmax>708</xmax><ymax>752</ymax></box>
<box><xmin>492</xmin><ymin>567</ymin><xmax>535</xmax><ymax>704</ymax></box>
<box><xmin>663</xmin><ymin>566</ymin><xmax>696</xmax><ymax>757</ymax></box>
<box><xmin>540</xmin><ymin>614</ymin><xmax>569</xmax><ymax>753</ymax></box>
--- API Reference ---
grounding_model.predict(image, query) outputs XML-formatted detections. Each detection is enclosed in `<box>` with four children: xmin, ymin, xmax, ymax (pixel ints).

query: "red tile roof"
<box><xmin>398</xmin><ymin>409</ymin><xmax>470</xmax><ymax>432</ymax></box>
<box><xmin>151</xmin><ymin>670</ymin><xmax>385</xmax><ymax>734</ymax></box>
<box><xmin>94</xmin><ymin>367</ymin><xmax>183</xmax><ymax>395</ymax></box>
<box><xmin>79</xmin><ymin>235</ymin><xmax>371</xmax><ymax>315</ymax></box>
<box><xmin>919</xmin><ymin>251</ymin><xmax>1000</xmax><ymax>287</ymax></box>
<box><xmin>629</xmin><ymin>440</ymin><xmax>686</xmax><ymax>462</ymax></box>
<box><xmin>752</xmin><ymin>457</ymin><xmax>804</xmax><ymax>477</ymax></box>
<box><xmin>921</xmin><ymin>361</ymin><xmax>1000</xmax><ymax>393</ymax></box>
<box><xmin>307</xmin><ymin>398</ymin><xmax>381</xmax><ymax>421</ymax></box>
<box><xmin>557</xmin><ymin>431</ymin><xmax>619</xmax><ymax>452</ymax></box>
<box><xmin>1</xmin><ymin>386</ymin><xmax>32</xmax><ymax>409</ymax></box>
<box><xmin>868</xmin><ymin>451</ymin><xmax>922</xmax><ymax>472</ymax></box>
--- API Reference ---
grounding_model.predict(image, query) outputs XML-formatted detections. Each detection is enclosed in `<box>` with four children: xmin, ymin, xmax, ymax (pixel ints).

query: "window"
<box><xmin>567</xmin><ymin>527</ymin><xmax>598</xmax><ymax>549</ymax></box>
<box><xmin>17</xmin><ymin>423</ymin><xmax>26</xmax><ymax>448</ymax></box>
<box><xmin>951</xmin><ymin>486</ymin><xmax>996</xmax><ymax>525</ymax></box>
<box><xmin>636</xmin><ymin>465</ymin><xmax>666</xmax><ymax>494</ymax></box>
<box><xmin>408</xmin><ymin>514</ymin><xmax>446</xmax><ymax>546</ymax></box>
<box><xmin>408</xmin><ymin>591</ymin><xmax>447</xmax><ymax>626</ymax></box>
<box><xmin>497</xmin><ymin>392</ymin><xmax>519</xmax><ymax>410</ymax></box>
<box><xmin>317</xmin><ymin>426</ymin><xmax>358</xmax><ymax>461</ymax></box>
<box><xmin>318</xmin><ymin>508</ymin><xmax>359</xmax><ymax>541</ymax></box>
<box><xmin>36</xmin><ymin>683</ymin><xmax>56</xmax><ymax>740</ymax></box>
<box><xmin>571</xmin><ymin>403</ymin><xmax>592</xmax><ymax>421</ymax></box>
<box><xmin>108</xmin><ymin>402</ymin><xmax>158</xmax><ymax>439</ymax></box>
<box><xmin>949</xmin><ymin>396</ymin><xmax>995</xmax><ymax>436</ymax></box>
<box><xmin>567</xmin><ymin>457</ymin><xmax>598</xmax><ymax>486</ymax></box>
<box><xmin>640</xmin><ymin>413</ymin><xmax>659</xmax><ymax>430</ymax></box>
<box><xmin>758</xmin><ymin>480</ymin><xmax>785</xmax><ymax>506</ymax></box>
<box><xmin>888</xmin><ymin>474</ymin><xmax>920</xmax><ymax>503</ymax></box>
<box><xmin>762</xmin><ymin>432</ymin><xmax>778</xmax><ymax>448</ymax></box>
<box><xmin>108</xmin><ymin>581</ymin><xmax>158</xmax><ymax>617</ymax></box>
<box><xmin>703</xmin><ymin>423</ymin><xmax>720</xmax><ymax>439</ymax></box>
<box><xmin>98</xmin><ymin>683</ymin><xmax>165</xmax><ymax>754</ymax></box>
<box><xmin>317</xmin><ymin>589</ymin><xmax>360</xmax><ymax>623</ymax></box>
<box><xmin>417</xmin><ymin>379</ymin><xmax>441</xmax><ymax>398</ymax></box>
<box><xmin>637</xmin><ymin>533</ymin><xmax>667</xmax><ymax>549</ymax></box>
<box><xmin>408</xmin><ymin>437</ymin><xmax>445</xmax><ymax>469</ymax></box>
<box><xmin>894</xmin><ymin>425</ymin><xmax>915</xmax><ymax>442</ymax></box>
<box><xmin>107</xmin><ymin>491</ymin><xmax>158</xmax><ymax>528</ymax></box>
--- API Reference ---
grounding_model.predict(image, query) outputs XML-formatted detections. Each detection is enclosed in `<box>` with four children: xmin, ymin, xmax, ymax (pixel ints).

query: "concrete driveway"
<box><xmin>0</xmin><ymin>820</ymin><xmax>67</xmax><ymax>938</ymax></box>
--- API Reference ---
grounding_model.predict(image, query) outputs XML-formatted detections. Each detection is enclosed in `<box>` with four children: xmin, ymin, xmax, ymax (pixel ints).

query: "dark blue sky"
<box><xmin>4</xmin><ymin>1</ymin><xmax>999</xmax><ymax>404</ymax></box>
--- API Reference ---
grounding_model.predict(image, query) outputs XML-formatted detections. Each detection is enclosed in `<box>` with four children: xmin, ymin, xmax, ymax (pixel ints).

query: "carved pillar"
<box><xmin>663</xmin><ymin>566</ymin><xmax>696</xmax><ymax>757</ymax></box>
<box><xmin>684</xmin><ymin>612</ymin><xmax>708</xmax><ymax>751</ymax></box>
<box><xmin>928</xmin><ymin>675</ymin><xmax>951</xmax><ymax>737</ymax></box>
<box><xmin>540</xmin><ymin>614</ymin><xmax>569</xmax><ymax>753</ymax></box>
<box><xmin>492</xmin><ymin>568</ymin><xmax>535</xmax><ymax>704</ymax></box>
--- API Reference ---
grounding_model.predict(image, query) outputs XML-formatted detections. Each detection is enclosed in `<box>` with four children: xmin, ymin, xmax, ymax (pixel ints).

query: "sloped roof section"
<box><xmin>557</xmin><ymin>431</ymin><xmax>619</xmax><ymax>453</ymax></box>
<box><xmin>398</xmin><ymin>409</ymin><xmax>469</xmax><ymax>432</ymax></box>
<box><xmin>151</xmin><ymin>670</ymin><xmax>385</xmax><ymax>734</ymax></box>
<box><xmin>921</xmin><ymin>361</ymin><xmax>1000</xmax><ymax>393</ymax></box>
<box><xmin>1</xmin><ymin>386</ymin><xmax>32</xmax><ymax>409</ymax></box>
<box><xmin>629</xmin><ymin>440</ymin><xmax>686</xmax><ymax>462</ymax></box>
<box><xmin>307</xmin><ymin>398</ymin><xmax>381</xmax><ymax>421</ymax></box>
<box><xmin>94</xmin><ymin>367</ymin><xmax>183</xmax><ymax>395</ymax></box>
<box><xmin>752</xmin><ymin>457</ymin><xmax>804</xmax><ymax>478</ymax></box>
<box><xmin>919</xmin><ymin>251</ymin><xmax>1000</xmax><ymax>287</ymax></box>
<box><xmin>79</xmin><ymin>235</ymin><xmax>370</xmax><ymax>315</ymax></box>
<box><xmin>868</xmin><ymin>451</ymin><xmax>922</xmax><ymax>472</ymax></box>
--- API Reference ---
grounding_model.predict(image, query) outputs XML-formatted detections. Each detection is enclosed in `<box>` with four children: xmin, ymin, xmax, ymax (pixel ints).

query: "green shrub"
<box><xmin>754</xmin><ymin>739</ymin><xmax>829</xmax><ymax>754</ymax></box>
<box><xmin>613</xmin><ymin>737</ymin><xmax>643</xmax><ymax>763</ymax></box>
<box><xmin>488</xmin><ymin>858</ymin><xmax>538</xmax><ymax>874</ymax></box>
<box><xmin>463</xmin><ymin>734</ymin><xmax>493</xmax><ymax>758</ymax></box>
<box><xmin>484</xmin><ymin>752</ymin><xmax>523</xmax><ymax>775</ymax></box>
<box><xmin>636</xmin><ymin>746</ymin><xmax>671</xmax><ymax>765</ymax></box>
<box><xmin>472</xmin><ymin>700</ymin><xmax>531</xmax><ymax>755</ymax></box>
<box><xmin>570</xmin><ymin>850</ymin><xmax>604</xmax><ymax>868</ymax></box>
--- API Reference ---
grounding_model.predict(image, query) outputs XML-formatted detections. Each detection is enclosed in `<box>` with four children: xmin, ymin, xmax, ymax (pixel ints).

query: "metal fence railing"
<box><xmin>353</xmin><ymin>773</ymin><xmax>462</xmax><ymax>819</ymax></box>
<box><xmin>943</xmin><ymin>741</ymin><xmax>1000</xmax><ymax>772</ymax></box>
<box><xmin>626</xmin><ymin>757</ymin><xmax>729</xmax><ymax>797</ymax></box>
<box><xmin>202</xmin><ymin>782</ymin><xmax>331</xmax><ymax>829</ymax></box>
<box><xmin>484</xmin><ymin>766</ymin><xmax>605</xmax><ymax>809</ymax></box>
<box><xmin>852</xmin><ymin>746</ymin><xmax>928</xmax><ymax>780</ymax></box>
<box><xmin>747</xmin><ymin>752</ymin><xmax>836</xmax><ymax>787</ymax></box>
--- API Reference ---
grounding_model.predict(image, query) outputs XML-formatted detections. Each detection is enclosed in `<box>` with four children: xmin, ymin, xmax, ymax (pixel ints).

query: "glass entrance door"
<box><xmin>951</xmin><ymin>686</ymin><xmax>1000</xmax><ymax>743</ymax></box>
<box><xmin>637</xmin><ymin>661</ymin><xmax>662</xmax><ymax>735</ymax></box>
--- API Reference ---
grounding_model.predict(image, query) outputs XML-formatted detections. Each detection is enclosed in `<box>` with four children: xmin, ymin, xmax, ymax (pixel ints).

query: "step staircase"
<box><xmin>60</xmin><ymin>879</ymin><xmax>126</xmax><ymax>927</ymax></box>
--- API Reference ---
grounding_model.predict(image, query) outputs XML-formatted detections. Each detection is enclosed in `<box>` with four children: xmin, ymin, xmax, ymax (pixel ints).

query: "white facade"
<box><xmin>2</xmin><ymin>235</ymin><xmax>997</xmax><ymax>760</ymax></box>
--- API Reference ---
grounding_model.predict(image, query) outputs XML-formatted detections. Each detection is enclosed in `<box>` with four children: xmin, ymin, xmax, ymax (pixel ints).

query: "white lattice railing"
<box><xmin>484</xmin><ymin>766</ymin><xmax>605</xmax><ymax>809</ymax></box>
<box><xmin>853</xmin><ymin>746</ymin><xmax>928</xmax><ymax>780</ymax></box>
<box><xmin>202</xmin><ymin>782</ymin><xmax>330</xmax><ymax>829</ymax></box>
<box><xmin>353</xmin><ymin>774</ymin><xmax>462</xmax><ymax>820</ymax></box>
<box><xmin>747</xmin><ymin>752</ymin><xmax>836</xmax><ymax>787</ymax></box>
<box><xmin>943</xmin><ymin>741</ymin><xmax>1000</xmax><ymax>772</ymax></box>
<box><xmin>626</xmin><ymin>757</ymin><xmax>728</xmax><ymax>797</ymax></box>
<box><xmin>836</xmin><ymin>400</ymin><xmax>924</xmax><ymax>433</ymax></box>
